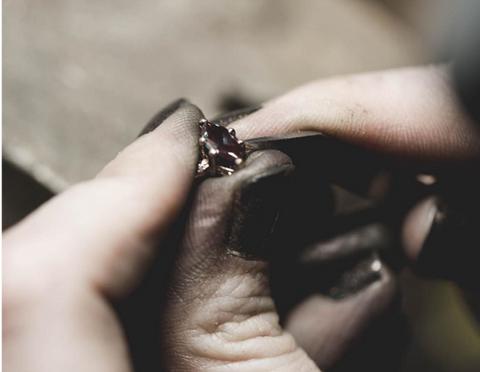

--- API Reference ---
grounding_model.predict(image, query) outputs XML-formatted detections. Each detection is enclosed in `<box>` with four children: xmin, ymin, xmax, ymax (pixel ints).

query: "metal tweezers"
<box><xmin>245</xmin><ymin>131</ymin><xmax>400</xmax><ymax>197</ymax></box>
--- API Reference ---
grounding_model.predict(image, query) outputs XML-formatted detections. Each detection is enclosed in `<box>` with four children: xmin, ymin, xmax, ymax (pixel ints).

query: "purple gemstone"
<box><xmin>201</xmin><ymin>121</ymin><xmax>245</xmax><ymax>171</ymax></box>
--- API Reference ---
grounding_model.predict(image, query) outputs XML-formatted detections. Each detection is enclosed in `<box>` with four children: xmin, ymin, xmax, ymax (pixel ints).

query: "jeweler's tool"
<box><xmin>245</xmin><ymin>131</ymin><xmax>428</xmax><ymax>198</ymax></box>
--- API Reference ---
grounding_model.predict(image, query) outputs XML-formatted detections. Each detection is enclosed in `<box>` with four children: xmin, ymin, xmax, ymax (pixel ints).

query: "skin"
<box><xmin>3</xmin><ymin>104</ymin><xmax>203</xmax><ymax>371</ymax></box>
<box><xmin>3</xmin><ymin>65</ymin><xmax>480</xmax><ymax>372</ymax></box>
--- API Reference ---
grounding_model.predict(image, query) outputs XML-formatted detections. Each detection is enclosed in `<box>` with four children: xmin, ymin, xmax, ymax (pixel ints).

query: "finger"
<box><xmin>284</xmin><ymin>266</ymin><xmax>399</xmax><ymax>370</ymax></box>
<box><xmin>231</xmin><ymin>66</ymin><xmax>480</xmax><ymax>170</ymax></box>
<box><xmin>263</xmin><ymin>150</ymin><xmax>405</xmax><ymax>369</ymax></box>
<box><xmin>138</xmin><ymin>98</ymin><xmax>191</xmax><ymax>137</ymax></box>
<box><xmin>274</xmin><ymin>219</ymin><xmax>401</xmax><ymax>370</ymax></box>
<box><xmin>401</xmin><ymin>185</ymin><xmax>480</xmax><ymax>326</ymax></box>
<box><xmin>211</xmin><ymin>105</ymin><xmax>262</xmax><ymax>127</ymax></box>
<box><xmin>263</xmin><ymin>160</ymin><xmax>402</xmax><ymax>370</ymax></box>
<box><xmin>161</xmin><ymin>150</ymin><xmax>321</xmax><ymax>372</ymax></box>
<box><xmin>402</xmin><ymin>184</ymin><xmax>480</xmax><ymax>288</ymax></box>
<box><xmin>284</xmin><ymin>245</ymin><xmax>401</xmax><ymax>370</ymax></box>
<box><xmin>3</xmin><ymin>100</ymin><xmax>203</xmax><ymax>299</ymax></box>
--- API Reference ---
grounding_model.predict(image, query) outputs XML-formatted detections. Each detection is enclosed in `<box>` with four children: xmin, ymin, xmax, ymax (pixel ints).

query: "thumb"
<box><xmin>161</xmin><ymin>150</ymin><xmax>320</xmax><ymax>372</ymax></box>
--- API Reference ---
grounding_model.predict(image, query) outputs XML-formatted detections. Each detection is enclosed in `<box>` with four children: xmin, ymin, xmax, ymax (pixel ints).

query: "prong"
<box><xmin>196</xmin><ymin>158</ymin><xmax>209</xmax><ymax>177</ymax></box>
<box><xmin>198</xmin><ymin>137</ymin><xmax>206</xmax><ymax>145</ymax></box>
<box><xmin>217</xmin><ymin>166</ymin><xmax>234</xmax><ymax>176</ymax></box>
<box><xmin>234</xmin><ymin>158</ymin><xmax>243</xmax><ymax>167</ymax></box>
<box><xmin>199</xmin><ymin>118</ymin><xmax>208</xmax><ymax>127</ymax></box>
<box><xmin>208</xmin><ymin>148</ymin><xmax>219</xmax><ymax>156</ymax></box>
<box><xmin>208</xmin><ymin>148</ymin><xmax>218</xmax><ymax>176</ymax></box>
<box><xmin>228</xmin><ymin>128</ymin><xmax>236</xmax><ymax>136</ymax></box>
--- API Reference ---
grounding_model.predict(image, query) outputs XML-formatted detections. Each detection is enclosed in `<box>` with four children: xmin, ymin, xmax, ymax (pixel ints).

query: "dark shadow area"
<box><xmin>2</xmin><ymin>158</ymin><xmax>54</xmax><ymax>230</ymax></box>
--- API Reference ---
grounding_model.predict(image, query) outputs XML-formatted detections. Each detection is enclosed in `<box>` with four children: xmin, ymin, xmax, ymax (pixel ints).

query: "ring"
<box><xmin>196</xmin><ymin>119</ymin><xmax>246</xmax><ymax>177</ymax></box>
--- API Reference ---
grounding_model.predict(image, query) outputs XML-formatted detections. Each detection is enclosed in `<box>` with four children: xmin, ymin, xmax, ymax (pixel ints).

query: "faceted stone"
<box><xmin>200</xmin><ymin>121</ymin><xmax>245</xmax><ymax>172</ymax></box>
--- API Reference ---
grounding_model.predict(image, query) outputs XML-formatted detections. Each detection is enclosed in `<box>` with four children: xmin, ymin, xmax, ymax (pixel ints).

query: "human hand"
<box><xmin>2</xmin><ymin>100</ymin><xmax>204</xmax><ymax>371</ymax></box>
<box><xmin>1</xmin><ymin>96</ymin><xmax>399</xmax><ymax>372</ymax></box>
<box><xmin>228</xmin><ymin>65</ymin><xmax>480</xmax><ymax>285</ymax></box>
<box><xmin>4</xmin><ymin>65</ymin><xmax>480</xmax><ymax>372</ymax></box>
<box><xmin>158</xmin><ymin>65</ymin><xmax>480</xmax><ymax>372</ymax></box>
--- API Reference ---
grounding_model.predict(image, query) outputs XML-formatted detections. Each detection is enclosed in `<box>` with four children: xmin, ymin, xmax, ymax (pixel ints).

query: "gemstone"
<box><xmin>200</xmin><ymin>120</ymin><xmax>245</xmax><ymax>173</ymax></box>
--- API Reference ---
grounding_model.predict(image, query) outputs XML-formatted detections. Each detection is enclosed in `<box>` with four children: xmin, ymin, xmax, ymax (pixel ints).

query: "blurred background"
<box><xmin>2</xmin><ymin>0</ymin><xmax>480</xmax><ymax>371</ymax></box>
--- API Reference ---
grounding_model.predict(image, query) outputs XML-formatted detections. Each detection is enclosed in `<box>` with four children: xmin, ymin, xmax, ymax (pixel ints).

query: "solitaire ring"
<box><xmin>196</xmin><ymin>119</ymin><xmax>246</xmax><ymax>177</ymax></box>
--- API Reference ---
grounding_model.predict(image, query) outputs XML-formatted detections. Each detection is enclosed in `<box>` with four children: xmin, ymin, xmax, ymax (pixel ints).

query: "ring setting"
<box><xmin>197</xmin><ymin>118</ymin><xmax>246</xmax><ymax>177</ymax></box>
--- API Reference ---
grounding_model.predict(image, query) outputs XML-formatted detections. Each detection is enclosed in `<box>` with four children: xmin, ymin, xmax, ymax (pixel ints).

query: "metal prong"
<box><xmin>234</xmin><ymin>158</ymin><xmax>243</xmax><ymax>166</ymax></box>
<box><xmin>199</xmin><ymin>118</ymin><xmax>208</xmax><ymax>127</ymax></box>
<box><xmin>208</xmin><ymin>148</ymin><xmax>219</xmax><ymax>156</ymax></box>
<box><xmin>208</xmin><ymin>148</ymin><xmax>218</xmax><ymax>175</ymax></box>
<box><xmin>196</xmin><ymin>158</ymin><xmax>209</xmax><ymax>177</ymax></box>
<box><xmin>217</xmin><ymin>166</ymin><xmax>234</xmax><ymax>176</ymax></box>
<box><xmin>198</xmin><ymin>137</ymin><xmax>206</xmax><ymax>145</ymax></box>
<box><xmin>228</xmin><ymin>128</ymin><xmax>236</xmax><ymax>136</ymax></box>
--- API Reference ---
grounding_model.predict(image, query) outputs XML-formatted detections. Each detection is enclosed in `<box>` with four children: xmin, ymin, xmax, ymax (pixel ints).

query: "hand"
<box><xmin>158</xmin><ymin>65</ymin><xmax>480</xmax><ymax>372</ymax></box>
<box><xmin>4</xmin><ymin>65</ymin><xmax>480</xmax><ymax>372</ymax></box>
<box><xmin>229</xmin><ymin>64</ymin><xmax>480</xmax><ymax>284</ymax></box>
<box><xmin>2</xmin><ymin>100</ymin><xmax>203</xmax><ymax>371</ymax></box>
<box><xmin>1</xmin><ymin>96</ymin><xmax>399</xmax><ymax>372</ymax></box>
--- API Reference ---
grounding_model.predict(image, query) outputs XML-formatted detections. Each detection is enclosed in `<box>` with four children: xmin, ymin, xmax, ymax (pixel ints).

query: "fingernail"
<box><xmin>327</xmin><ymin>254</ymin><xmax>383</xmax><ymax>300</ymax></box>
<box><xmin>211</xmin><ymin>105</ymin><xmax>262</xmax><ymax>127</ymax></box>
<box><xmin>290</xmin><ymin>222</ymin><xmax>390</xmax><ymax>300</ymax></box>
<box><xmin>227</xmin><ymin>164</ymin><xmax>294</xmax><ymax>260</ymax></box>
<box><xmin>138</xmin><ymin>98</ymin><xmax>191</xmax><ymax>137</ymax></box>
<box><xmin>415</xmin><ymin>196</ymin><xmax>480</xmax><ymax>287</ymax></box>
<box><xmin>300</xmin><ymin>223</ymin><xmax>392</xmax><ymax>264</ymax></box>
